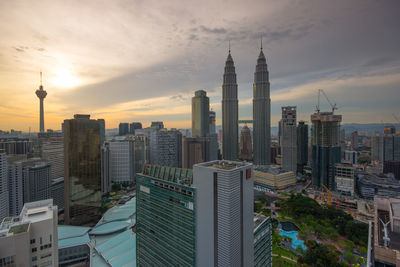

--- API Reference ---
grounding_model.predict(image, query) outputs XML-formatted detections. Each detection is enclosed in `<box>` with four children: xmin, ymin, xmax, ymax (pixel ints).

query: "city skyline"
<box><xmin>1</xmin><ymin>0</ymin><xmax>400</xmax><ymax>131</ymax></box>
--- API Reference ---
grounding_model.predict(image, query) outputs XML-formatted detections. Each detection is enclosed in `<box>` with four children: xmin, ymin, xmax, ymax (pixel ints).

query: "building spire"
<box><xmin>228</xmin><ymin>40</ymin><xmax>231</xmax><ymax>54</ymax></box>
<box><xmin>260</xmin><ymin>37</ymin><xmax>263</xmax><ymax>50</ymax></box>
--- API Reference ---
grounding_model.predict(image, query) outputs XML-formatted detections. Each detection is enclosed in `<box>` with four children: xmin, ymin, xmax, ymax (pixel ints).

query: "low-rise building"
<box><xmin>357</xmin><ymin>173</ymin><xmax>400</xmax><ymax>199</ymax></box>
<box><xmin>373</xmin><ymin>196</ymin><xmax>400</xmax><ymax>266</ymax></box>
<box><xmin>254</xmin><ymin>166</ymin><xmax>296</xmax><ymax>190</ymax></box>
<box><xmin>335</xmin><ymin>163</ymin><xmax>356</xmax><ymax>196</ymax></box>
<box><xmin>0</xmin><ymin>199</ymin><xmax>58</xmax><ymax>267</ymax></box>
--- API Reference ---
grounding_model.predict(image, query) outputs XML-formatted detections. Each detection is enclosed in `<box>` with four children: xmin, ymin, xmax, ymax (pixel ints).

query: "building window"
<box><xmin>30</xmin><ymin>238</ymin><xmax>36</xmax><ymax>244</ymax></box>
<box><xmin>32</xmin><ymin>256</ymin><xmax>37</xmax><ymax>262</ymax></box>
<box><xmin>32</xmin><ymin>247</ymin><xmax>37</xmax><ymax>253</ymax></box>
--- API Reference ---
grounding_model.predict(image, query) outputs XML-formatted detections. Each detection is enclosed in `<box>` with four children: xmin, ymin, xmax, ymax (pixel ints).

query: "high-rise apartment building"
<box><xmin>281</xmin><ymin>106</ymin><xmax>297</xmax><ymax>172</ymax></box>
<box><xmin>63</xmin><ymin>114</ymin><xmax>103</xmax><ymax>225</ymax></box>
<box><xmin>23</xmin><ymin>162</ymin><xmax>51</xmax><ymax>204</ymax></box>
<box><xmin>192</xmin><ymin>90</ymin><xmax>210</xmax><ymax>138</ymax></box>
<box><xmin>239</xmin><ymin>125</ymin><xmax>253</xmax><ymax>161</ymax></box>
<box><xmin>311</xmin><ymin>111</ymin><xmax>342</xmax><ymax>190</ymax></box>
<box><xmin>297</xmin><ymin>121</ymin><xmax>308</xmax><ymax>174</ymax></box>
<box><xmin>0</xmin><ymin>199</ymin><xmax>58</xmax><ymax>267</ymax></box>
<box><xmin>0</xmin><ymin>138</ymin><xmax>33</xmax><ymax>155</ymax></box>
<box><xmin>38</xmin><ymin>131</ymin><xmax>64</xmax><ymax>180</ymax></box>
<box><xmin>253</xmin><ymin>45</ymin><xmax>271</xmax><ymax>166</ymax></box>
<box><xmin>0</xmin><ymin>150</ymin><xmax>8</xmax><ymax>222</ymax></box>
<box><xmin>149</xmin><ymin>128</ymin><xmax>182</xmax><ymax>167</ymax></box>
<box><xmin>119</xmin><ymin>122</ymin><xmax>129</xmax><ymax>136</ymax></box>
<box><xmin>222</xmin><ymin>49</ymin><xmax>238</xmax><ymax>160</ymax></box>
<box><xmin>129</xmin><ymin>122</ymin><xmax>142</xmax><ymax>134</ymax></box>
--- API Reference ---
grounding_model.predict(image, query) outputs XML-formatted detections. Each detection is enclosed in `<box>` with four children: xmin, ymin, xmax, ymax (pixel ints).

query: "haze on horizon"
<box><xmin>1</xmin><ymin>0</ymin><xmax>399</xmax><ymax>131</ymax></box>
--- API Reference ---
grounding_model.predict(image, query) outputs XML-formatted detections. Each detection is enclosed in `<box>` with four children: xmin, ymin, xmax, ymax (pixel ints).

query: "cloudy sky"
<box><xmin>1</xmin><ymin>0</ymin><xmax>399</xmax><ymax>131</ymax></box>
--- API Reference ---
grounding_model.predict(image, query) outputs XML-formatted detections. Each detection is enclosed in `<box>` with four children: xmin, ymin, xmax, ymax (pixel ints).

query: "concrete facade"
<box><xmin>335</xmin><ymin>163</ymin><xmax>355</xmax><ymax>196</ymax></box>
<box><xmin>0</xmin><ymin>199</ymin><xmax>58</xmax><ymax>267</ymax></box>
<box><xmin>193</xmin><ymin>160</ymin><xmax>254</xmax><ymax>267</ymax></box>
<box><xmin>38</xmin><ymin>132</ymin><xmax>64</xmax><ymax>180</ymax></box>
<box><xmin>281</xmin><ymin>106</ymin><xmax>297</xmax><ymax>172</ymax></box>
<box><xmin>149</xmin><ymin>129</ymin><xmax>182</xmax><ymax>168</ymax></box>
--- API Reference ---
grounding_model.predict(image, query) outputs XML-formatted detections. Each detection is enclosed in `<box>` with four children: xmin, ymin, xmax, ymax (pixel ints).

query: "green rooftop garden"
<box><xmin>8</xmin><ymin>223</ymin><xmax>29</xmax><ymax>234</ymax></box>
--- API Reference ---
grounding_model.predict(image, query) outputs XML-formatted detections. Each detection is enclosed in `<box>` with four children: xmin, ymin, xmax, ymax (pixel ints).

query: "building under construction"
<box><xmin>311</xmin><ymin>111</ymin><xmax>342</xmax><ymax>190</ymax></box>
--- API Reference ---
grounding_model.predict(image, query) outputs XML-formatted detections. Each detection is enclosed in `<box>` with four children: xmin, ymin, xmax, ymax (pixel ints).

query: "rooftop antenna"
<box><xmin>228</xmin><ymin>40</ymin><xmax>231</xmax><ymax>53</ymax></box>
<box><xmin>261</xmin><ymin>36</ymin><xmax>263</xmax><ymax>50</ymax></box>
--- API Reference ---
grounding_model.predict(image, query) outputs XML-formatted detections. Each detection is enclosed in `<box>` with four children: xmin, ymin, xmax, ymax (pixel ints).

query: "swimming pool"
<box><xmin>279</xmin><ymin>229</ymin><xmax>307</xmax><ymax>251</ymax></box>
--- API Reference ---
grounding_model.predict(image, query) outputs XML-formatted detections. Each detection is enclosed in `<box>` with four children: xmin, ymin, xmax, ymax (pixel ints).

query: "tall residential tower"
<box><xmin>222</xmin><ymin>49</ymin><xmax>238</xmax><ymax>160</ymax></box>
<box><xmin>253</xmin><ymin>44</ymin><xmax>271</xmax><ymax>166</ymax></box>
<box><xmin>35</xmin><ymin>72</ymin><xmax>47</xmax><ymax>132</ymax></box>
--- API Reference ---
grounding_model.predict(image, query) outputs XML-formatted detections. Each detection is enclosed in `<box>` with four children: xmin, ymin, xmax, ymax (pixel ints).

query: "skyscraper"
<box><xmin>239</xmin><ymin>125</ymin><xmax>253</xmax><ymax>161</ymax></box>
<box><xmin>129</xmin><ymin>122</ymin><xmax>142</xmax><ymax>134</ymax></box>
<box><xmin>149</xmin><ymin>128</ymin><xmax>182</xmax><ymax>167</ymax></box>
<box><xmin>311</xmin><ymin>111</ymin><xmax>342</xmax><ymax>190</ymax></box>
<box><xmin>253</xmin><ymin>44</ymin><xmax>271</xmax><ymax>166</ymax></box>
<box><xmin>182</xmin><ymin>136</ymin><xmax>210</xmax><ymax>169</ymax></box>
<box><xmin>119</xmin><ymin>122</ymin><xmax>129</xmax><ymax>136</ymax></box>
<box><xmin>35</xmin><ymin>72</ymin><xmax>47</xmax><ymax>133</ymax></box>
<box><xmin>350</xmin><ymin>130</ymin><xmax>358</xmax><ymax>150</ymax></box>
<box><xmin>297</xmin><ymin>121</ymin><xmax>308</xmax><ymax>174</ymax></box>
<box><xmin>281</xmin><ymin>106</ymin><xmax>297</xmax><ymax>172</ymax></box>
<box><xmin>38</xmin><ymin>131</ymin><xmax>64</xmax><ymax>180</ymax></box>
<box><xmin>222</xmin><ymin>49</ymin><xmax>238</xmax><ymax>160</ymax></box>
<box><xmin>192</xmin><ymin>90</ymin><xmax>210</xmax><ymax>138</ymax></box>
<box><xmin>63</xmin><ymin>114</ymin><xmax>103</xmax><ymax>225</ymax></box>
<box><xmin>194</xmin><ymin>160</ymin><xmax>254</xmax><ymax>266</ymax></box>
<box><xmin>209</xmin><ymin>110</ymin><xmax>216</xmax><ymax>134</ymax></box>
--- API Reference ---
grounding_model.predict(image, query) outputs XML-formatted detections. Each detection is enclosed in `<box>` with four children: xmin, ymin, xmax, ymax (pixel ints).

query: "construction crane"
<box><xmin>321</xmin><ymin>184</ymin><xmax>331</xmax><ymax>205</ymax></box>
<box><xmin>316</xmin><ymin>89</ymin><xmax>337</xmax><ymax>114</ymax></box>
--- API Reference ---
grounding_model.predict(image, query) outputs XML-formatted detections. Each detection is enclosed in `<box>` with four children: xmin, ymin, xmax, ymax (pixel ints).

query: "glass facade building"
<box><xmin>64</xmin><ymin>114</ymin><xmax>103</xmax><ymax>225</ymax></box>
<box><xmin>136</xmin><ymin>164</ymin><xmax>195</xmax><ymax>266</ymax></box>
<box><xmin>254</xmin><ymin>214</ymin><xmax>272</xmax><ymax>267</ymax></box>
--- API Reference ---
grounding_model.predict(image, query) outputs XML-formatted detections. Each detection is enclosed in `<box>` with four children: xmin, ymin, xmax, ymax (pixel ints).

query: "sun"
<box><xmin>51</xmin><ymin>69</ymin><xmax>80</xmax><ymax>88</ymax></box>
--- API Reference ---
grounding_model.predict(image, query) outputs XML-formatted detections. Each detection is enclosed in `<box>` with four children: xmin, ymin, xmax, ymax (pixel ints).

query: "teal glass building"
<box><xmin>136</xmin><ymin>165</ymin><xmax>196</xmax><ymax>266</ymax></box>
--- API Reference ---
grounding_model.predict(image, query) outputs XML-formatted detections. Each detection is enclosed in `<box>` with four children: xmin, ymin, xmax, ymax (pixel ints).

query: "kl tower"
<box><xmin>35</xmin><ymin>72</ymin><xmax>47</xmax><ymax>132</ymax></box>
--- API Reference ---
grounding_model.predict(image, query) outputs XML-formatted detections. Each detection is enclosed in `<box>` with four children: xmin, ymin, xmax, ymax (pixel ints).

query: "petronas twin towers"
<box><xmin>222</xmin><ymin>45</ymin><xmax>271</xmax><ymax>166</ymax></box>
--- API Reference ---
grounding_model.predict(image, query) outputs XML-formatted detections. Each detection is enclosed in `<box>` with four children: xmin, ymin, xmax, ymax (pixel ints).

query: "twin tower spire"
<box><xmin>221</xmin><ymin>42</ymin><xmax>271</xmax><ymax>165</ymax></box>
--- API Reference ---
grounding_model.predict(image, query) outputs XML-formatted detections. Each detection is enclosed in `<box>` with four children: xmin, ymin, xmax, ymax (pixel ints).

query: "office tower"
<box><xmin>270</xmin><ymin>143</ymin><xmax>279</xmax><ymax>164</ymax></box>
<box><xmin>340</xmin><ymin>128</ymin><xmax>346</xmax><ymax>160</ymax></box>
<box><xmin>51</xmin><ymin>177</ymin><xmax>64</xmax><ymax>211</ymax></box>
<box><xmin>254</xmin><ymin>214</ymin><xmax>272</xmax><ymax>267</ymax></box>
<box><xmin>136</xmin><ymin>165</ymin><xmax>196</xmax><ymax>266</ymax></box>
<box><xmin>129</xmin><ymin>122</ymin><xmax>142</xmax><ymax>134</ymax></box>
<box><xmin>63</xmin><ymin>114</ymin><xmax>103</xmax><ymax>225</ymax></box>
<box><xmin>23</xmin><ymin>162</ymin><xmax>51</xmax><ymax>203</ymax></box>
<box><xmin>119</xmin><ymin>122</ymin><xmax>129</xmax><ymax>136</ymax></box>
<box><xmin>239</xmin><ymin>125</ymin><xmax>253</xmax><ymax>161</ymax></box>
<box><xmin>311</xmin><ymin>111</ymin><xmax>342</xmax><ymax>190</ymax></box>
<box><xmin>0</xmin><ymin>199</ymin><xmax>58</xmax><ymax>267</ymax></box>
<box><xmin>278</xmin><ymin>120</ymin><xmax>282</xmax><ymax>148</ymax></box>
<box><xmin>35</xmin><ymin>72</ymin><xmax>47</xmax><ymax>132</ymax></box>
<box><xmin>297</xmin><ymin>121</ymin><xmax>308</xmax><ymax>174</ymax></box>
<box><xmin>209</xmin><ymin>110</ymin><xmax>216</xmax><ymax>134</ymax></box>
<box><xmin>194</xmin><ymin>160</ymin><xmax>254</xmax><ymax>266</ymax></box>
<box><xmin>101</xmin><ymin>142</ymin><xmax>111</xmax><ymax>194</ymax></box>
<box><xmin>384</xmin><ymin>125</ymin><xmax>396</xmax><ymax>135</ymax></box>
<box><xmin>182</xmin><ymin>136</ymin><xmax>210</xmax><ymax>169</ymax></box>
<box><xmin>131</xmin><ymin>135</ymin><xmax>149</xmax><ymax>174</ymax></box>
<box><xmin>192</xmin><ymin>90</ymin><xmax>210</xmax><ymax>138</ymax></box>
<box><xmin>253</xmin><ymin>44</ymin><xmax>271</xmax><ymax>166</ymax></box>
<box><xmin>222</xmin><ymin>48</ymin><xmax>238</xmax><ymax>160</ymax></box>
<box><xmin>281</xmin><ymin>106</ymin><xmax>297</xmax><ymax>172</ymax></box>
<box><xmin>350</xmin><ymin>130</ymin><xmax>358</xmax><ymax>150</ymax></box>
<box><xmin>0</xmin><ymin>150</ymin><xmax>8</xmax><ymax>222</ymax></box>
<box><xmin>344</xmin><ymin>150</ymin><xmax>358</xmax><ymax>164</ymax></box>
<box><xmin>372</xmin><ymin>135</ymin><xmax>384</xmax><ymax>161</ymax></box>
<box><xmin>151</xmin><ymin>121</ymin><xmax>164</xmax><ymax>129</ymax></box>
<box><xmin>101</xmin><ymin>139</ymin><xmax>135</xmax><ymax>186</ymax></box>
<box><xmin>149</xmin><ymin>128</ymin><xmax>182</xmax><ymax>167</ymax></box>
<box><xmin>98</xmin><ymin>118</ymin><xmax>105</xmax><ymax>145</ymax></box>
<box><xmin>38</xmin><ymin>131</ymin><xmax>64</xmax><ymax>180</ymax></box>
<box><xmin>137</xmin><ymin>161</ymin><xmax>254</xmax><ymax>267</ymax></box>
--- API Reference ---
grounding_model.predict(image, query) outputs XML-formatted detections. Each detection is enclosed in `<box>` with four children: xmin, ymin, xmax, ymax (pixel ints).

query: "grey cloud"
<box><xmin>200</xmin><ymin>25</ymin><xmax>227</xmax><ymax>34</ymax></box>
